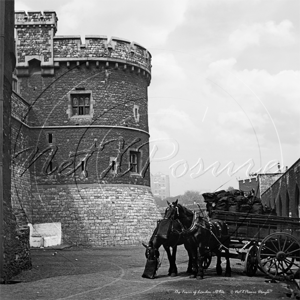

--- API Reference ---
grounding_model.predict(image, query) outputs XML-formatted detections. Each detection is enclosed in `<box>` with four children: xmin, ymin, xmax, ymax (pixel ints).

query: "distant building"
<box><xmin>261</xmin><ymin>159</ymin><xmax>300</xmax><ymax>217</ymax></box>
<box><xmin>239</xmin><ymin>173</ymin><xmax>283</xmax><ymax>198</ymax></box>
<box><xmin>151</xmin><ymin>172</ymin><xmax>170</xmax><ymax>200</ymax></box>
<box><xmin>238</xmin><ymin>160</ymin><xmax>300</xmax><ymax>218</ymax></box>
<box><xmin>238</xmin><ymin>162</ymin><xmax>285</xmax><ymax>198</ymax></box>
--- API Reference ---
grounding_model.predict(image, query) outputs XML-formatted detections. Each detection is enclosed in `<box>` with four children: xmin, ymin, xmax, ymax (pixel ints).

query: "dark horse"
<box><xmin>164</xmin><ymin>200</ymin><xmax>231</xmax><ymax>279</ymax></box>
<box><xmin>142</xmin><ymin>203</ymin><xmax>195</xmax><ymax>279</ymax></box>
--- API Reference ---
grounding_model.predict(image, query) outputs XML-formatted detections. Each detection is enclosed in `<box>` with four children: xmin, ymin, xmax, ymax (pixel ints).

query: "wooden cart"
<box><xmin>209</xmin><ymin>210</ymin><xmax>300</xmax><ymax>279</ymax></box>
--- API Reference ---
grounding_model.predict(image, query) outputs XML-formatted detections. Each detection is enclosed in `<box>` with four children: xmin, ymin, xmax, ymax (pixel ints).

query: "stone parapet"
<box><xmin>14</xmin><ymin>11</ymin><xmax>152</xmax><ymax>75</ymax></box>
<box><xmin>53</xmin><ymin>36</ymin><xmax>151</xmax><ymax>73</ymax></box>
<box><xmin>15</xmin><ymin>11</ymin><xmax>57</xmax><ymax>29</ymax></box>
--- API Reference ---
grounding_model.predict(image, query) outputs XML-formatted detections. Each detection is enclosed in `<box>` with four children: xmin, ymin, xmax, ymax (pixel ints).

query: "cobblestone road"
<box><xmin>0</xmin><ymin>245</ymin><xmax>297</xmax><ymax>300</ymax></box>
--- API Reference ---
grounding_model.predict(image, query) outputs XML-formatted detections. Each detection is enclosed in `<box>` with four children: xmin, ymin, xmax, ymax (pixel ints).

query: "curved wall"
<box><xmin>13</xmin><ymin>11</ymin><xmax>161</xmax><ymax>246</ymax></box>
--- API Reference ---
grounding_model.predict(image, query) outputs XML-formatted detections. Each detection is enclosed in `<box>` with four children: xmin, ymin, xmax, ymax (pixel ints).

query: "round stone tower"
<box><xmin>13</xmin><ymin>11</ymin><xmax>161</xmax><ymax>246</ymax></box>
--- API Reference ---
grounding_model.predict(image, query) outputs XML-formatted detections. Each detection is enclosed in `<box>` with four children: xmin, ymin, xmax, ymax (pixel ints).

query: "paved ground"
<box><xmin>0</xmin><ymin>245</ymin><xmax>298</xmax><ymax>300</ymax></box>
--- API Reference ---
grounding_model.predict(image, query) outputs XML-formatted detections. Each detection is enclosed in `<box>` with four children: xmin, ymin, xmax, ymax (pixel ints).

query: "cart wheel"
<box><xmin>244</xmin><ymin>244</ymin><xmax>258</xmax><ymax>276</ymax></box>
<box><xmin>258</xmin><ymin>232</ymin><xmax>300</xmax><ymax>279</ymax></box>
<box><xmin>203</xmin><ymin>251</ymin><xmax>212</xmax><ymax>269</ymax></box>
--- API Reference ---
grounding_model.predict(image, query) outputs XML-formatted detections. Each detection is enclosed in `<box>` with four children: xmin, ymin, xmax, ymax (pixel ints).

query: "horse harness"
<box><xmin>180</xmin><ymin>212</ymin><xmax>230</xmax><ymax>251</ymax></box>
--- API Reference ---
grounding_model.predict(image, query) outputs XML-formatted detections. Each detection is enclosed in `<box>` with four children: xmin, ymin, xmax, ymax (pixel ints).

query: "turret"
<box><xmin>15</xmin><ymin>11</ymin><xmax>151</xmax><ymax>79</ymax></box>
<box><xmin>15</xmin><ymin>11</ymin><xmax>57</xmax><ymax>75</ymax></box>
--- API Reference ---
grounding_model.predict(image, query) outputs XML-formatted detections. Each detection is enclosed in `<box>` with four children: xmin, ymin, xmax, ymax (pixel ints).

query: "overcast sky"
<box><xmin>15</xmin><ymin>0</ymin><xmax>300</xmax><ymax>196</ymax></box>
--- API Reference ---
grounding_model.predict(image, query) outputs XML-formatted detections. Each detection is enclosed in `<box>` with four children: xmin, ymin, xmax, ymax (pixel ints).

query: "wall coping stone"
<box><xmin>54</xmin><ymin>35</ymin><xmax>82</xmax><ymax>39</ymax></box>
<box><xmin>85</xmin><ymin>35</ymin><xmax>107</xmax><ymax>39</ymax></box>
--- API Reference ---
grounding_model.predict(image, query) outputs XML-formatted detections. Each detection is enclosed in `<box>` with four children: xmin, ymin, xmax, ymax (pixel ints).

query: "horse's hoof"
<box><xmin>189</xmin><ymin>274</ymin><xmax>196</xmax><ymax>279</ymax></box>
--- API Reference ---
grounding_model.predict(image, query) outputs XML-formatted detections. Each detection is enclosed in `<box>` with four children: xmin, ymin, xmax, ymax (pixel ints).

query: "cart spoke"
<box><xmin>288</xmin><ymin>255</ymin><xmax>300</xmax><ymax>259</ymax></box>
<box><xmin>282</xmin><ymin>236</ymin><xmax>288</xmax><ymax>252</ymax></box>
<box><xmin>291</xmin><ymin>260</ymin><xmax>300</xmax><ymax>268</ymax></box>
<box><xmin>286</xmin><ymin>248</ymin><xmax>300</xmax><ymax>256</ymax></box>
<box><xmin>270</xmin><ymin>239</ymin><xmax>279</xmax><ymax>252</ymax></box>
<box><xmin>262</xmin><ymin>245</ymin><xmax>278</xmax><ymax>254</ymax></box>
<box><xmin>283</xmin><ymin>258</ymin><xmax>293</xmax><ymax>266</ymax></box>
<box><xmin>258</xmin><ymin>233</ymin><xmax>300</xmax><ymax>279</ymax></box>
<box><xmin>278</xmin><ymin>261</ymin><xmax>287</xmax><ymax>273</ymax></box>
<box><xmin>277</xmin><ymin>237</ymin><xmax>282</xmax><ymax>251</ymax></box>
<box><xmin>260</xmin><ymin>253</ymin><xmax>276</xmax><ymax>257</ymax></box>
<box><xmin>284</xmin><ymin>240</ymin><xmax>296</xmax><ymax>253</ymax></box>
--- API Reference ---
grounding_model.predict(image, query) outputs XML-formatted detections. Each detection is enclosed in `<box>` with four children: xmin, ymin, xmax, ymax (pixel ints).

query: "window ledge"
<box><xmin>70</xmin><ymin>115</ymin><xmax>92</xmax><ymax>119</ymax></box>
<box><xmin>130</xmin><ymin>173</ymin><xmax>142</xmax><ymax>177</ymax></box>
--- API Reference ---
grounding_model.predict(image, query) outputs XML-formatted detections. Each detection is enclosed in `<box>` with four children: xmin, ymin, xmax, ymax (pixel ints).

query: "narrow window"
<box><xmin>133</xmin><ymin>105</ymin><xmax>140</xmax><ymax>122</ymax></box>
<box><xmin>81</xmin><ymin>161</ymin><xmax>85</xmax><ymax>171</ymax></box>
<box><xmin>48</xmin><ymin>133</ymin><xmax>53</xmax><ymax>144</ymax></box>
<box><xmin>110</xmin><ymin>157</ymin><xmax>117</xmax><ymax>174</ymax></box>
<box><xmin>49</xmin><ymin>161</ymin><xmax>53</xmax><ymax>172</ymax></box>
<box><xmin>129</xmin><ymin>151</ymin><xmax>140</xmax><ymax>173</ymax></box>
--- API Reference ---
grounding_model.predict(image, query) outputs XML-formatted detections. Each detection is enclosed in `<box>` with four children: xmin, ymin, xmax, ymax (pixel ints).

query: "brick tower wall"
<box><xmin>11</xmin><ymin>92</ymin><xmax>33</xmax><ymax>224</ymax></box>
<box><xmin>13</xmin><ymin>11</ymin><xmax>161</xmax><ymax>246</ymax></box>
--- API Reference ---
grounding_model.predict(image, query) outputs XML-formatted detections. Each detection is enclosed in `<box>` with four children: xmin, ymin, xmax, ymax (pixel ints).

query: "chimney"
<box><xmin>277</xmin><ymin>162</ymin><xmax>281</xmax><ymax>173</ymax></box>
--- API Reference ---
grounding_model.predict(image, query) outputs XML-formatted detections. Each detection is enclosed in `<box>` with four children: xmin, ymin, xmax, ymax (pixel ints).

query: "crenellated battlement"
<box><xmin>53</xmin><ymin>35</ymin><xmax>151</xmax><ymax>71</ymax></box>
<box><xmin>15</xmin><ymin>11</ymin><xmax>57</xmax><ymax>31</ymax></box>
<box><xmin>14</xmin><ymin>11</ymin><xmax>152</xmax><ymax>76</ymax></box>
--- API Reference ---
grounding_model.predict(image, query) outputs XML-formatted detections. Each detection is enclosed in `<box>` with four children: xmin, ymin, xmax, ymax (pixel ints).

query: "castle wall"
<box><xmin>238</xmin><ymin>177</ymin><xmax>259</xmax><ymax>195</ymax></box>
<box><xmin>11</xmin><ymin>92</ymin><xmax>33</xmax><ymax>224</ymax></box>
<box><xmin>259</xmin><ymin>174</ymin><xmax>282</xmax><ymax>196</ymax></box>
<box><xmin>53</xmin><ymin>36</ymin><xmax>151</xmax><ymax>71</ymax></box>
<box><xmin>261</xmin><ymin>160</ymin><xmax>300</xmax><ymax>217</ymax></box>
<box><xmin>31</xmin><ymin>184</ymin><xmax>159</xmax><ymax>246</ymax></box>
<box><xmin>13</xmin><ymin>10</ymin><xmax>161</xmax><ymax>247</ymax></box>
<box><xmin>27</xmin><ymin>128</ymin><xmax>150</xmax><ymax>186</ymax></box>
<box><xmin>238</xmin><ymin>173</ymin><xmax>283</xmax><ymax>198</ymax></box>
<box><xmin>18</xmin><ymin>64</ymin><xmax>150</xmax><ymax>130</ymax></box>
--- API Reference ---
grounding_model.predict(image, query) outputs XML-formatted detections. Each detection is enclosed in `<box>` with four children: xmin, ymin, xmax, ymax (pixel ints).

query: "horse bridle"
<box><xmin>164</xmin><ymin>204</ymin><xmax>179</xmax><ymax>220</ymax></box>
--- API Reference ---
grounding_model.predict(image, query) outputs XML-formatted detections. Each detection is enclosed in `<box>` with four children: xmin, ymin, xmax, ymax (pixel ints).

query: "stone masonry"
<box><xmin>12</xmin><ymin>11</ymin><xmax>161</xmax><ymax>247</ymax></box>
<box><xmin>261</xmin><ymin>159</ymin><xmax>300</xmax><ymax>217</ymax></box>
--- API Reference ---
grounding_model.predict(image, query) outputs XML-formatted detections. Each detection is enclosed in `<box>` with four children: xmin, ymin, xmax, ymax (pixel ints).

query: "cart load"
<box><xmin>202</xmin><ymin>189</ymin><xmax>300</xmax><ymax>280</ymax></box>
<box><xmin>202</xmin><ymin>189</ymin><xmax>276</xmax><ymax>216</ymax></box>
